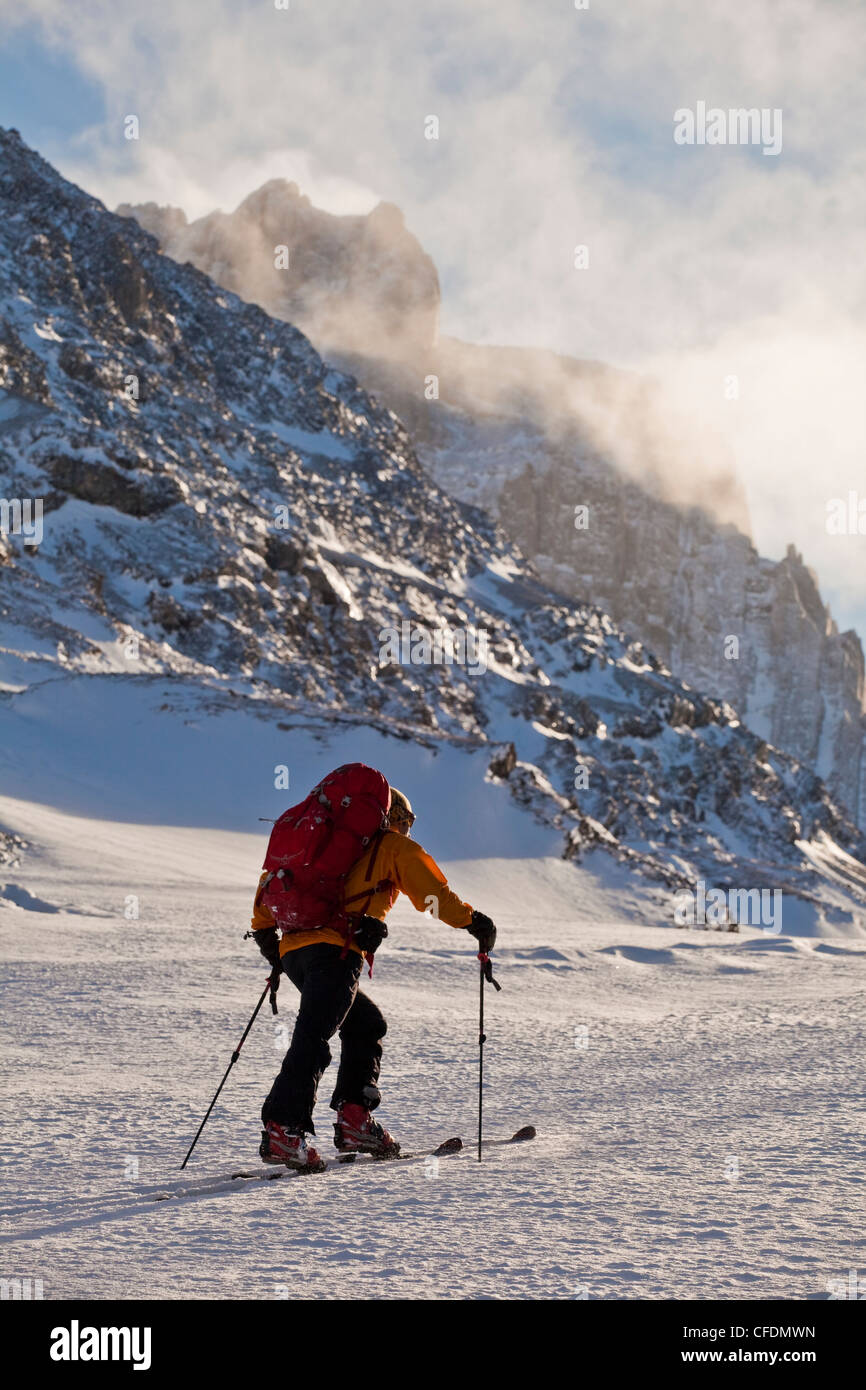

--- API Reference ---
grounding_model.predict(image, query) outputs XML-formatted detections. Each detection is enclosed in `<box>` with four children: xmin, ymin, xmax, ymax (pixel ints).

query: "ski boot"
<box><xmin>333</xmin><ymin>1102</ymin><xmax>400</xmax><ymax>1158</ymax></box>
<box><xmin>259</xmin><ymin>1121</ymin><xmax>326</xmax><ymax>1173</ymax></box>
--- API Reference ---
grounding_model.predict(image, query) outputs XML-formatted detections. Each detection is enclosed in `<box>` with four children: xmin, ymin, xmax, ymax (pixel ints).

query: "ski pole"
<box><xmin>476</xmin><ymin>951</ymin><xmax>501</xmax><ymax>1161</ymax></box>
<box><xmin>180</xmin><ymin>972</ymin><xmax>278</xmax><ymax>1169</ymax></box>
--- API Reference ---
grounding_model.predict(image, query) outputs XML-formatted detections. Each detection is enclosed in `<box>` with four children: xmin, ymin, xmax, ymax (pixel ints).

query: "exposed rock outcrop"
<box><xmin>117</xmin><ymin>183</ymin><xmax>440</xmax><ymax>362</ymax></box>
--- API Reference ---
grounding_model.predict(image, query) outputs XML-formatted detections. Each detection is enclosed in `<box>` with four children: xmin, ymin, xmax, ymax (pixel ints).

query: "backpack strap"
<box><xmin>254</xmin><ymin>871</ymin><xmax>275</xmax><ymax>913</ymax></box>
<box><xmin>343</xmin><ymin>828</ymin><xmax>393</xmax><ymax>910</ymax></box>
<box><xmin>363</xmin><ymin>828</ymin><xmax>386</xmax><ymax>884</ymax></box>
<box><xmin>339</xmin><ymin>829</ymin><xmax>393</xmax><ymax>969</ymax></box>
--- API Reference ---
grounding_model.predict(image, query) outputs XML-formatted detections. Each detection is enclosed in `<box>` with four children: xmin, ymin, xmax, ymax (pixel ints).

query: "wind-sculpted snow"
<box><xmin>0</xmin><ymin>125</ymin><xmax>864</xmax><ymax>927</ymax></box>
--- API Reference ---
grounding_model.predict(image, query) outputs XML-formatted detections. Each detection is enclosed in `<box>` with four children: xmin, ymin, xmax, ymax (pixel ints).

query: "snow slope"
<box><xmin>1</xmin><ymin>705</ymin><xmax>865</xmax><ymax>1301</ymax></box>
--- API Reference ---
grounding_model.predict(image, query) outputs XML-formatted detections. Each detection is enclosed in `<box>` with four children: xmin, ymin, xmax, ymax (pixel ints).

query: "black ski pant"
<box><xmin>262</xmin><ymin>942</ymin><xmax>386</xmax><ymax>1134</ymax></box>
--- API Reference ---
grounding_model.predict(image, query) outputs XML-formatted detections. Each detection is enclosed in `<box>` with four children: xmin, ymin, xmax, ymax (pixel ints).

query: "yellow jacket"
<box><xmin>251</xmin><ymin>829</ymin><xmax>474</xmax><ymax>958</ymax></box>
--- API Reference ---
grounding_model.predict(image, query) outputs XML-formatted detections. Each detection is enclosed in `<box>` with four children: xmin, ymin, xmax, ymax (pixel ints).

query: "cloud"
<box><xmin>3</xmin><ymin>0</ymin><xmax>864</xmax><ymax>635</ymax></box>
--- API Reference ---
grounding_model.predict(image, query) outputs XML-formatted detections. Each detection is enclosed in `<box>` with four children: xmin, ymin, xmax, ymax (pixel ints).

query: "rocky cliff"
<box><xmin>117</xmin><ymin>181</ymin><xmax>439</xmax><ymax>363</ymax></box>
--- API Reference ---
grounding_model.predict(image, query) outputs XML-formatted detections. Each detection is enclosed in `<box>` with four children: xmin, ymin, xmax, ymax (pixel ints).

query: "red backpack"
<box><xmin>258</xmin><ymin>763</ymin><xmax>391</xmax><ymax>935</ymax></box>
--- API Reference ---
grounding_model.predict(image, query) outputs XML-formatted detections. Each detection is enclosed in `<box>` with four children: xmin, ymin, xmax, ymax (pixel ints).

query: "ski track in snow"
<box><xmin>2</xmin><ymin>796</ymin><xmax>865</xmax><ymax>1301</ymax></box>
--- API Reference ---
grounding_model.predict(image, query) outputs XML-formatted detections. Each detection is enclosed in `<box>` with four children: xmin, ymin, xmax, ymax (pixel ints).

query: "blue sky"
<box><xmin>0</xmin><ymin>29</ymin><xmax>103</xmax><ymax>142</ymax></box>
<box><xmin>1</xmin><ymin>0</ymin><xmax>863</xmax><ymax>643</ymax></box>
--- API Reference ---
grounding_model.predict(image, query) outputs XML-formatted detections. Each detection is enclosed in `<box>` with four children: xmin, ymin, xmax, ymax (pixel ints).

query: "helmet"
<box><xmin>388</xmin><ymin>786</ymin><xmax>415</xmax><ymax>828</ymax></box>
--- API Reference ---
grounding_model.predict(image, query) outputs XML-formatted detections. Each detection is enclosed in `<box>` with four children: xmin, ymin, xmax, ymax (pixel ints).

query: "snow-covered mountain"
<box><xmin>116</xmin><ymin>182</ymin><xmax>866</xmax><ymax>827</ymax></box>
<box><xmin>1</xmin><ymin>125</ymin><xmax>865</xmax><ymax>932</ymax></box>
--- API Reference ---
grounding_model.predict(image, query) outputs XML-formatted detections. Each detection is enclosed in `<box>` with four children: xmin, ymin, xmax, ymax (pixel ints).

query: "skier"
<box><xmin>251</xmin><ymin>782</ymin><xmax>497</xmax><ymax>1171</ymax></box>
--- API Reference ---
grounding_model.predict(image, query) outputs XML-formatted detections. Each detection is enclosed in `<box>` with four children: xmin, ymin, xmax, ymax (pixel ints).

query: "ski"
<box><xmin>237</xmin><ymin>1134</ymin><xmax>464</xmax><ymax>1176</ymax></box>
<box><xmin>152</xmin><ymin>1136</ymin><xmax>463</xmax><ymax>1201</ymax></box>
<box><xmin>332</xmin><ymin>1134</ymin><xmax>463</xmax><ymax>1166</ymax></box>
<box><xmin>151</xmin><ymin>1130</ymin><xmax>533</xmax><ymax>1202</ymax></box>
<box><xmin>482</xmin><ymin>1124</ymin><xmax>536</xmax><ymax>1148</ymax></box>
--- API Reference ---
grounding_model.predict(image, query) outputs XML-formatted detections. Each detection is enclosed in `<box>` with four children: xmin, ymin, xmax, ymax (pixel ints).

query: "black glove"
<box><xmin>352</xmin><ymin>915</ymin><xmax>388</xmax><ymax>955</ymax></box>
<box><xmin>466</xmin><ymin>910</ymin><xmax>496</xmax><ymax>953</ymax></box>
<box><xmin>253</xmin><ymin>926</ymin><xmax>282</xmax><ymax>974</ymax></box>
